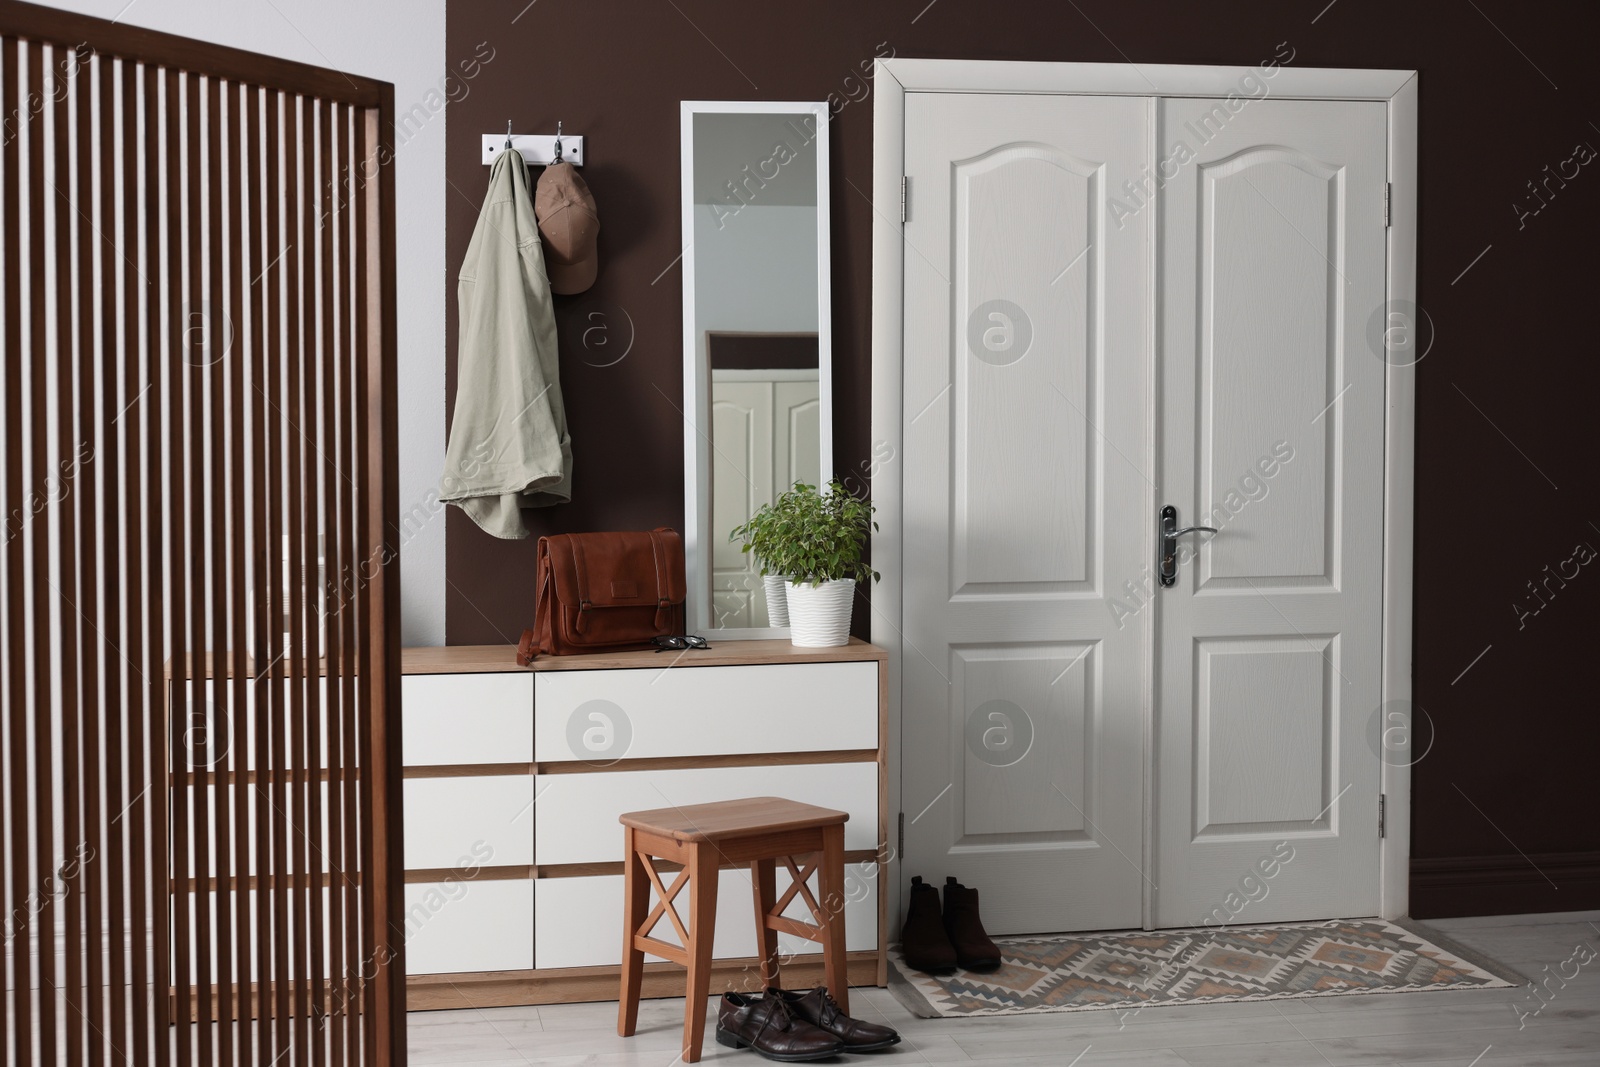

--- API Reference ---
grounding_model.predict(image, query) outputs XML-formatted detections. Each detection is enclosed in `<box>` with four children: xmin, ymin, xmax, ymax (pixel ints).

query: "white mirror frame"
<box><xmin>681</xmin><ymin>100</ymin><xmax>833</xmax><ymax>639</ymax></box>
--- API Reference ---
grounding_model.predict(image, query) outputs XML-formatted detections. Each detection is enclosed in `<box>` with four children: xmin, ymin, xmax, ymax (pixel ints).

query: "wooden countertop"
<box><xmin>166</xmin><ymin>639</ymin><xmax>884</xmax><ymax>679</ymax></box>
<box><xmin>400</xmin><ymin>637</ymin><xmax>885</xmax><ymax>675</ymax></box>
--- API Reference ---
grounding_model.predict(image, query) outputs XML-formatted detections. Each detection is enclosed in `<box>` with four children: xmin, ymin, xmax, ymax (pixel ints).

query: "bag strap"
<box><xmin>516</xmin><ymin>627</ymin><xmax>537</xmax><ymax>666</ymax></box>
<box><xmin>649</xmin><ymin>528</ymin><xmax>672</xmax><ymax>632</ymax></box>
<box><xmin>570</xmin><ymin>537</ymin><xmax>594</xmax><ymax>634</ymax></box>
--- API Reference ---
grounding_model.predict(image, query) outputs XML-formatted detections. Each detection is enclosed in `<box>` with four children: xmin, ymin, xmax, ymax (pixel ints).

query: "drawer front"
<box><xmin>405</xmin><ymin>878</ymin><xmax>534</xmax><ymax>975</ymax></box>
<box><xmin>190</xmin><ymin>782</ymin><xmax>334</xmax><ymax>877</ymax></box>
<box><xmin>402</xmin><ymin>672</ymin><xmax>533</xmax><ymax>766</ymax></box>
<box><xmin>175</xmin><ymin>887</ymin><xmax>336</xmax><ymax>983</ymax></box>
<box><xmin>534</xmin><ymin>661</ymin><xmax>878</xmax><ymax>763</ymax></box>
<box><xmin>533</xmin><ymin>864</ymin><xmax>879</xmax><ymax>970</ymax></box>
<box><xmin>403</xmin><ymin>775</ymin><xmax>534</xmax><ymax>870</ymax></box>
<box><xmin>535</xmin><ymin>763</ymin><xmax>879</xmax><ymax>866</ymax></box>
<box><xmin>168</xmin><ymin>682</ymin><xmax>341</xmax><ymax>773</ymax></box>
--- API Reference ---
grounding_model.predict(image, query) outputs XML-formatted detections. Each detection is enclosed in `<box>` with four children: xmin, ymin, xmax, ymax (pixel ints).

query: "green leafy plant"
<box><xmin>731</xmin><ymin>479</ymin><xmax>879</xmax><ymax>587</ymax></box>
<box><xmin>727</xmin><ymin>495</ymin><xmax>788</xmax><ymax>577</ymax></box>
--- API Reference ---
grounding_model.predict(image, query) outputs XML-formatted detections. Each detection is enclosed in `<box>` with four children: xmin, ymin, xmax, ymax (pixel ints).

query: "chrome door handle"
<box><xmin>1158</xmin><ymin>505</ymin><xmax>1217</xmax><ymax>587</ymax></box>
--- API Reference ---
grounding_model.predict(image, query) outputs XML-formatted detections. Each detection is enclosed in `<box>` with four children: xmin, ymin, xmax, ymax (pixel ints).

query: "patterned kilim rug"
<box><xmin>889</xmin><ymin>919</ymin><xmax>1516</xmax><ymax>1018</ymax></box>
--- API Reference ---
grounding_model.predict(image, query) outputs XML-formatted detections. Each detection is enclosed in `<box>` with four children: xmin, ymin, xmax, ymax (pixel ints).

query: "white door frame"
<box><xmin>870</xmin><ymin>58</ymin><xmax>1418</xmax><ymax>930</ymax></box>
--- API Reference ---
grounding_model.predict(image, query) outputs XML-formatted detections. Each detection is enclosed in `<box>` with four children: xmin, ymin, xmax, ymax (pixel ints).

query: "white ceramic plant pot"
<box><xmin>786</xmin><ymin>578</ymin><xmax>855</xmax><ymax>647</ymax></box>
<box><xmin>762</xmin><ymin>574</ymin><xmax>792</xmax><ymax>627</ymax></box>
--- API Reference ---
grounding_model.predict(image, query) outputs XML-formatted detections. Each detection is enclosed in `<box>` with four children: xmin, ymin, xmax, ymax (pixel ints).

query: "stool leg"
<box><xmin>617</xmin><ymin>828</ymin><xmax>649</xmax><ymax>1037</ymax></box>
<box><xmin>817</xmin><ymin>824</ymin><xmax>850</xmax><ymax>1015</ymax></box>
<box><xmin>682</xmin><ymin>842</ymin><xmax>720</xmax><ymax>1064</ymax></box>
<box><xmin>750</xmin><ymin>857</ymin><xmax>780</xmax><ymax>989</ymax></box>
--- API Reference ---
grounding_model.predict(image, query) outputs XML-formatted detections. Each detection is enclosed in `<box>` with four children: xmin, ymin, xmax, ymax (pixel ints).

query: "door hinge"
<box><xmin>900</xmin><ymin>176</ymin><xmax>909</xmax><ymax>223</ymax></box>
<box><xmin>1384</xmin><ymin>182</ymin><xmax>1392</xmax><ymax>228</ymax></box>
<box><xmin>897</xmin><ymin>812</ymin><xmax>905</xmax><ymax>859</ymax></box>
<box><xmin>1378</xmin><ymin>793</ymin><xmax>1387</xmax><ymax>838</ymax></box>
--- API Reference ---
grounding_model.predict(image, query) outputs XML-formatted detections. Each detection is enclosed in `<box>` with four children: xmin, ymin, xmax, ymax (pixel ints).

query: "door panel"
<box><xmin>954</xmin><ymin>643</ymin><xmax>1093</xmax><ymax>837</ymax></box>
<box><xmin>902</xmin><ymin>92</ymin><xmax>1150</xmax><ymax>933</ymax></box>
<box><xmin>1154</xmin><ymin>98</ymin><xmax>1387</xmax><ymax>925</ymax></box>
<box><xmin>1199</xmin><ymin>149</ymin><xmax>1337</xmax><ymax>586</ymax></box>
<box><xmin>711</xmin><ymin>382</ymin><xmax>774</xmax><ymax>627</ymax></box>
<box><xmin>776</xmin><ymin>380</ymin><xmax>822</xmax><ymax>487</ymax></box>
<box><xmin>1195</xmin><ymin>636</ymin><xmax>1333</xmax><ymax>831</ymax></box>
<box><xmin>952</xmin><ymin>143</ymin><xmax>1096</xmax><ymax>591</ymax></box>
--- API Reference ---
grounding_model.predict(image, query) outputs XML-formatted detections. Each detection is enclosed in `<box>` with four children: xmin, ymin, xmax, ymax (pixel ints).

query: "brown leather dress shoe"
<box><xmin>901</xmin><ymin>875</ymin><xmax>958</xmax><ymax>973</ymax></box>
<box><xmin>942</xmin><ymin>876</ymin><xmax>1002</xmax><ymax>972</ymax></box>
<box><xmin>773</xmin><ymin>987</ymin><xmax>901</xmax><ymax>1052</ymax></box>
<box><xmin>715</xmin><ymin>991</ymin><xmax>844</xmax><ymax>1062</ymax></box>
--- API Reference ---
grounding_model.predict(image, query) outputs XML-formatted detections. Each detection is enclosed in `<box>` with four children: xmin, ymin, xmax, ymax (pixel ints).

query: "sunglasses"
<box><xmin>652</xmin><ymin>634</ymin><xmax>712</xmax><ymax>652</ymax></box>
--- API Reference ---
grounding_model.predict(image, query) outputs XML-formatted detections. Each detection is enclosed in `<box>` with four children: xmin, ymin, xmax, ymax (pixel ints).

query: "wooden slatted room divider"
<box><xmin>0</xmin><ymin>3</ymin><xmax>405</xmax><ymax>1064</ymax></box>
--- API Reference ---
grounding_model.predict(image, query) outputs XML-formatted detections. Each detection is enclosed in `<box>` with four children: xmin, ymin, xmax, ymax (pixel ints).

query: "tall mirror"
<box><xmin>682</xmin><ymin>102</ymin><xmax>832</xmax><ymax>637</ymax></box>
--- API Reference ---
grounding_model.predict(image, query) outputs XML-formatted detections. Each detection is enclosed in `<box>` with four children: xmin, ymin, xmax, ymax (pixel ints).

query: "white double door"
<box><xmin>901</xmin><ymin>91</ymin><xmax>1389</xmax><ymax>931</ymax></box>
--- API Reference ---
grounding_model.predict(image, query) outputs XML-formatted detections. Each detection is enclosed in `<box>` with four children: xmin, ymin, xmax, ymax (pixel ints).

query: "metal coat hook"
<box><xmin>553</xmin><ymin>121</ymin><xmax>563</xmax><ymax>163</ymax></box>
<box><xmin>505</xmin><ymin>120</ymin><xmax>513</xmax><ymax>150</ymax></box>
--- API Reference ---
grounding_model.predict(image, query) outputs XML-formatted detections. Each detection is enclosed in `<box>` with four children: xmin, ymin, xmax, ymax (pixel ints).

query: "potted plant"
<box><xmin>728</xmin><ymin>504</ymin><xmax>792</xmax><ymax>627</ymax></box>
<box><xmin>763</xmin><ymin>479</ymin><xmax>879</xmax><ymax>647</ymax></box>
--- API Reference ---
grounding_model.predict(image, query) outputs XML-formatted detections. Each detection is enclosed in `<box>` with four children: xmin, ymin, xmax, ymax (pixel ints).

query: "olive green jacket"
<box><xmin>440</xmin><ymin>150</ymin><xmax>571</xmax><ymax>538</ymax></box>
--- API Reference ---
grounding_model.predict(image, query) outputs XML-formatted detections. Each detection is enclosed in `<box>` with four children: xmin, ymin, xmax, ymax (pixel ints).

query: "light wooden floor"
<box><xmin>406</xmin><ymin>911</ymin><xmax>1600</xmax><ymax>1066</ymax></box>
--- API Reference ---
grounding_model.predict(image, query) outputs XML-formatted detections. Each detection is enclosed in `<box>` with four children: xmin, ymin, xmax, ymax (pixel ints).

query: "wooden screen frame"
<box><xmin>0</xmin><ymin>2</ymin><xmax>404</xmax><ymax>1063</ymax></box>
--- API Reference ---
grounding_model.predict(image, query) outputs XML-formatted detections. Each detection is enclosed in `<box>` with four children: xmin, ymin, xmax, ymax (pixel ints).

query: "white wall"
<box><xmin>49</xmin><ymin>0</ymin><xmax>449</xmax><ymax>646</ymax></box>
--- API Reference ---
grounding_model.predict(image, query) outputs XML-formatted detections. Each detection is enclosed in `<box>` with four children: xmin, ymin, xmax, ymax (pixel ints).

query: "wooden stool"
<box><xmin>615</xmin><ymin>796</ymin><xmax>850</xmax><ymax>1064</ymax></box>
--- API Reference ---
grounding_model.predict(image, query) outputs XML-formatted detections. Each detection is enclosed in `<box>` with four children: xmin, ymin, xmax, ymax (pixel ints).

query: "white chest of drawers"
<box><xmin>399</xmin><ymin>640</ymin><xmax>888</xmax><ymax>1009</ymax></box>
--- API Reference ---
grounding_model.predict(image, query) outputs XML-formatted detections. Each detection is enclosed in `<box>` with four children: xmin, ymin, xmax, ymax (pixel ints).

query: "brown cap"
<box><xmin>534</xmin><ymin>161</ymin><xmax>600</xmax><ymax>295</ymax></box>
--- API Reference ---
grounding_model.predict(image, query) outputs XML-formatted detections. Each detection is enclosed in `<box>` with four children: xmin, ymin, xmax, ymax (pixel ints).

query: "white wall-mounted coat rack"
<box><xmin>482</xmin><ymin>133</ymin><xmax>585</xmax><ymax>167</ymax></box>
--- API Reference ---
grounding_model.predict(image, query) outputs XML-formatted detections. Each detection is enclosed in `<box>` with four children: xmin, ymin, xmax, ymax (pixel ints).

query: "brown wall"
<box><xmin>443</xmin><ymin>0</ymin><xmax>1600</xmax><ymax>916</ymax></box>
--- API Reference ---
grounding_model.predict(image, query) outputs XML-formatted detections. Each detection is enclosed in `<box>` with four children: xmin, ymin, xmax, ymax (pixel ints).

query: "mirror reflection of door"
<box><xmin>691</xmin><ymin>110</ymin><xmax>822</xmax><ymax>629</ymax></box>
<box><xmin>710</xmin><ymin>335</ymin><xmax>821</xmax><ymax>627</ymax></box>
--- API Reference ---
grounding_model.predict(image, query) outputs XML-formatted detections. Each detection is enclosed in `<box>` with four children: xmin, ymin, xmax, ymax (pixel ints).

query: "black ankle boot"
<box><xmin>942</xmin><ymin>876</ymin><xmax>1002</xmax><ymax>972</ymax></box>
<box><xmin>900</xmin><ymin>875</ymin><xmax>958</xmax><ymax>974</ymax></box>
